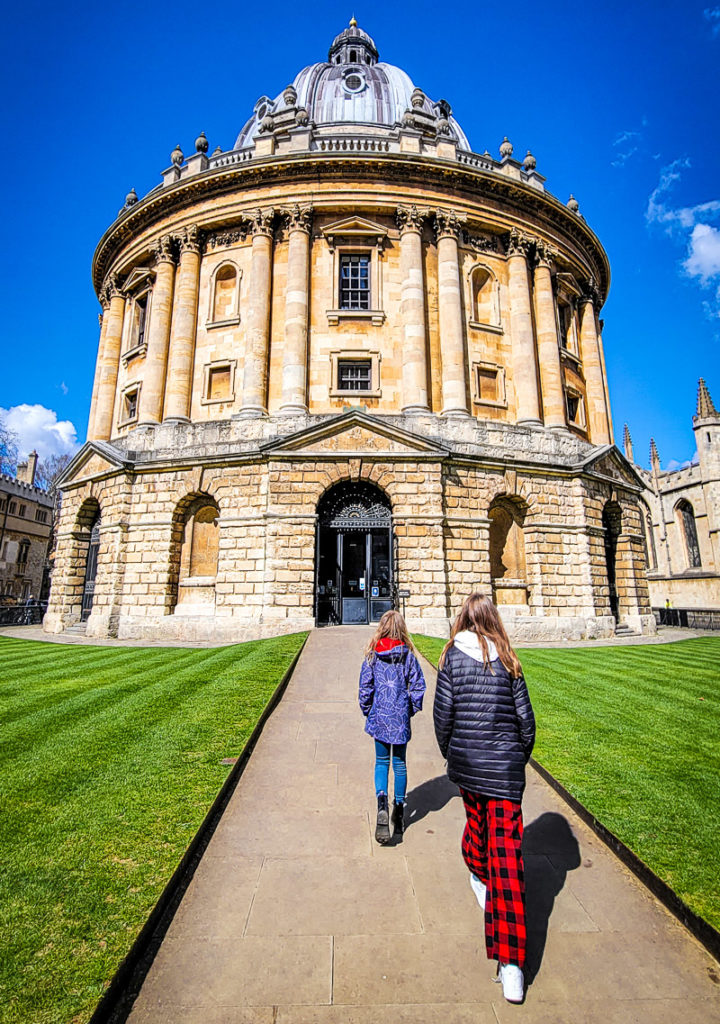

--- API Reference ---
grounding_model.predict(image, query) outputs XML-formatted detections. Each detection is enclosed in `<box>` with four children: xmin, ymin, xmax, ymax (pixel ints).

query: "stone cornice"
<box><xmin>92</xmin><ymin>151</ymin><xmax>611</xmax><ymax>299</ymax></box>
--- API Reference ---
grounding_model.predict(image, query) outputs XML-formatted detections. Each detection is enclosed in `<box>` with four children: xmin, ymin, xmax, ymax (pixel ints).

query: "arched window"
<box><xmin>181</xmin><ymin>501</ymin><xmax>220</xmax><ymax>579</ymax></box>
<box><xmin>210</xmin><ymin>264</ymin><xmax>239</xmax><ymax>324</ymax></box>
<box><xmin>645</xmin><ymin>512</ymin><xmax>657</xmax><ymax>571</ymax></box>
<box><xmin>677</xmin><ymin>499</ymin><xmax>701</xmax><ymax>568</ymax></box>
<box><xmin>469</xmin><ymin>266</ymin><xmax>500</xmax><ymax>327</ymax></box>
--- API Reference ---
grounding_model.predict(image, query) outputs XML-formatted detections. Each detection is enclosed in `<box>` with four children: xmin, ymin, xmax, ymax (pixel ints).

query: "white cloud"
<box><xmin>666</xmin><ymin>451</ymin><xmax>699</xmax><ymax>472</ymax></box>
<box><xmin>0</xmin><ymin>404</ymin><xmax>79</xmax><ymax>462</ymax></box>
<box><xmin>646</xmin><ymin>159</ymin><xmax>720</xmax><ymax>316</ymax></box>
<box><xmin>611</xmin><ymin>118</ymin><xmax>647</xmax><ymax>167</ymax></box>
<box><xmin>704</xmin><ymin>6</ymin><xmax>720</xmax><ymax>35</ymax></box>
<box><xmin>59</xmin><ymin>381</ymin><xmax>69</xmax><ymax>396</ymax></box>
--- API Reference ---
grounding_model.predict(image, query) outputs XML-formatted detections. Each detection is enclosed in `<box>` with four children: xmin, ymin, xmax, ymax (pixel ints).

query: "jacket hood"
<box><xmin>453</xmin><ymin>630</ymin><xmax>499</xmax><ymax>663</ymax></box>
<box><xmin>375</xmin><ymin>641</ymin><xmax>408</xmax><ymax>660</ymax></box>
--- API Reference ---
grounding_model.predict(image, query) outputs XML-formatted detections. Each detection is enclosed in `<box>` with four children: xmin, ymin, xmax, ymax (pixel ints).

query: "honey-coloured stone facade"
<box><xmin>46</xmin><ymin>21</ymin><xmax>655</xmax><ymax>641</ymax></box>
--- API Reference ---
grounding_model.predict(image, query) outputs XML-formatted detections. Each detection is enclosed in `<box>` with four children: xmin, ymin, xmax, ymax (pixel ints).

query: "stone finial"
<box><xmin>212</xmin><ymin>145</ymin><xmax>222</xmax><ymax>155</ymax></box>
<box><xmin>124</xmin><ymin>187</ymin><xmax>138</xmax><ymax>207</ymax></box>
<box><xmin>650</xmin><ymin>438</ymin><xmax>660</xmax><ymax>470</ymax></box>
<box><xmin>523</xmin><ymin>150</ymin><xmax>536</xmax><ymax>171</ymax></box>
<box><xmin>623</xmin><ymin>424</ymin><xmax>634</xmax><ymax>463</ymax></box>
<box><xmin>295</xmin><ymin>107</ymin><xmax>310</xmax><ymax>126</ymax></box>
<box><xmin>195</xmin><ymin>131</ymin><xmax>209</xmax><ymax>154</ymax></box>
<box><xmin>567</xmin><ymin>194</ymin><xmax>580</xmax><ymax>213</ymax></box>
<box><xmin>411</xmin><ymin>88</ymin><xmax>425</xmax><ymax>109</ymax></box>
<box><xmin>499</xmin><ymin>137</ymin><xmax>513</xmax><ymax>158</ymax></box>
<box><xmin>696</xmin><ymin>377</ymin><xmax>719</xmax><ymax>419</ymax></box>
<box><xmin>171</xmin><ymin>144</ymin><xmax>184</xmax><ymax>167</ymax></box>
<box><xmin>283</xmin><ymin>84</ymin><xmax>298</xmax><ymax>107</ymax></box>
<box><xmin>259</xmin><ymin>114</ymin><xmax>275</xmax><ymax>135</ymax></box>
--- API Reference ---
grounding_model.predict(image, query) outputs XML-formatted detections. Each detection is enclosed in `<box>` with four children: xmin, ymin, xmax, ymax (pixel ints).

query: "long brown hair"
<box><xmin>365</xmin><ymin>609</ymin><xmax>413</xmax><ymax>662</ymax></box>
<box><xmin>439</xmin><ymin>592</ymin><xmax>522</xmax><ymax>677</ymax></box>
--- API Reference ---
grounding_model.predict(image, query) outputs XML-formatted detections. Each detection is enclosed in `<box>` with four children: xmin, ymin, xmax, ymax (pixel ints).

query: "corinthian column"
<box><xmin>87</xmin><ymin>306</ymin><xmax>109</xmax><ymax>440</ymax></box>
<box><xmin>579</xmin><ymin>289</ymin><xmax>612</xmax><ymax>445</ymax></box>
<box><xmin>164</xmin><ymin>226</ymin><xmax>201</xmax><ymax>423</ymax></box>
<box><xmin>91</xmin><ymin>276</ymin><xmax>125</xmax><ymax>441</ymax></box>
<box><xmin>435</xmin><ymin>210</ymin><xmax>469</xmax><ymax>416</ymax></box>
<box><xmin>506</xmin><ymin>230</ymin><xmax>541</xmax><ymax>426</ymax></box>
<box><xmin>533</xmin><ymin>242</ymin><xmax>566</xmax><ymax>430</ymax></box>
<box><xmin>397</xmin><ymin>205</ymin><xmax>429</xmax><ymax>414</ymax></box>
<box><xmin>239</xmin><ymin>209</ymin><xmax>274</xmax><ymax>418</ymax></box>
<box><xmin>280</xmin><ymin>206</ymin><xmax>312</xmax><ymax>414</ymax></box>
<box><xmin>138</xmin><ymin>236</ymin><xmax>176</xmax><ymax>425</ymax></box>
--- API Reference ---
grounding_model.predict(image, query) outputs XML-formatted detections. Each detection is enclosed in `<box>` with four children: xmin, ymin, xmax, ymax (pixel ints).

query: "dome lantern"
<box><xmin>328</xmin><ymin>18</ymin><xmax>379</xmax><ymax>66</ymax></box>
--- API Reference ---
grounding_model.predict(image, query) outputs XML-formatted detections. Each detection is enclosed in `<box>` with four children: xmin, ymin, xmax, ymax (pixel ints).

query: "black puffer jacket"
<box><xmin>433</xmin><ymin>637</ymin><xmax>536</xmax><ymax>802</ymax></box>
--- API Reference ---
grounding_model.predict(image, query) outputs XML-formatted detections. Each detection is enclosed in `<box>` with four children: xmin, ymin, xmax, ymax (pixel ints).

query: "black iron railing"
<box><xmin>654</xmin><ymin>607</ymin><xmax>720</xmax><ymax>631</ymax></box>
<box><xmin>0</xmin><ymin>602</ymin><xmax>48</xmax><ymax>626</ymax></box>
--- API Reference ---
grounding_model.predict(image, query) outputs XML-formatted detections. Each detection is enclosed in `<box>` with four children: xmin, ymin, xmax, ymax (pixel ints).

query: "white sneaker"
<box><xmin>469</xmin><ymin>873</ymin><xmax>487</xmax><ymax>909</ymax></box>
<box><xmin>496</xmin><ymin>962</ymin><xmax>524</xmax><ymax>1003</ymax></box>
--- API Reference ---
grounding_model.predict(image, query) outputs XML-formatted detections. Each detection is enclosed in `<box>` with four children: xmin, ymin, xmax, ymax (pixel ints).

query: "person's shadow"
<box><xmin>392</xmin><ymin>774</ymin><xmax>459</xmax><ymax>843</ymax></box>
<box><xmin>522</xmin><ymin>812</ymin><xmax>581</xmax><ymax>984</ymax></box>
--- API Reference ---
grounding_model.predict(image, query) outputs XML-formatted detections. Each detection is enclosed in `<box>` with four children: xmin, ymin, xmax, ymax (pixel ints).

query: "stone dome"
<box><xmin>234</xmin><ymin>20</ymin><xmax>470</xmax><ymax>151</ymax></box>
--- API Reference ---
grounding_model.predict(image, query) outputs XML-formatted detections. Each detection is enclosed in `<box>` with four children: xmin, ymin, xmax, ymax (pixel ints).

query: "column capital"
<box><xmin>152</xmin><ymin>234</ymin><xmax>177</xmax><ymax>266</ymax></box>
<box><xmin>505</xmin><ymin>227</ymin><xmax>532</xmax><ymax>258</ymax></box>
<box><xmin>580</xmin><ymin>278</ymin><xmax>601</xmax><ymax>310</ymax></box>
<box><xmin>396</xmin><ymin>204</ymin><xmax>428</xmax><ymax>236</ymax></box>
<box><xmin>100</xmin><ymin>272</ymin><xmax>123</xmax><ymax>307</ymax></box>
<box><xmin>284</xmin><ymin>204</ymin><xmax>314</xmax><ymax>234</ymax></box>
<box><xmin>433</xmin><ymin>208</ymin><xmax>465</xmax><ymax>242</ymax></box>
<box><xmin>248</xmin><ymin>208</ymin><xmax>276</xmax><ymax>238</ymax></box>
<box><xmin>177</xmin><ymin>224</ymin><xmax>202</xmax><ymax>255</ymax></box>
<box><xmin>533</xmin><ymin>239</ymin><xmax>557</xmax><ymax>270</ymax></box>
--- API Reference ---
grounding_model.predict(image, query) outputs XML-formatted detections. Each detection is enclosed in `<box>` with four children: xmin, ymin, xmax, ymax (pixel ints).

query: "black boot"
<box><xmin>375</xmin><ymin>794</ymin><xmax>391</xmax><ymax>844</ymax></box>
<box><xmin>391</xmin><ymin>800</ymin><xmax>405</xmax><ymax>837</ymax></box>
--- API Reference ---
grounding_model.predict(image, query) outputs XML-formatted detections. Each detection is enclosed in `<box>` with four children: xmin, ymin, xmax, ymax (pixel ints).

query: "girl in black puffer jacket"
<box><xmin>433</xmin><ymin>593</ymin><xmax>535</xmax><ymax>1005</ymax></box>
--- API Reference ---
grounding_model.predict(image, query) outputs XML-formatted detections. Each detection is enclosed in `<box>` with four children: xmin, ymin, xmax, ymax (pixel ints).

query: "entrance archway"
<box><xmin>81</xmin><ymin>513</ymin><xmax>101</xmax><ymax>621</ymax></box>
<box><xmin>602</xmin><ymin>501</ymin><xmax>622</xmax><ymax>621</ymax></box>
<box><xmin>315</xmin><ymin>481</ymin><xmax>394</xmax><ymax>625</ymax></box>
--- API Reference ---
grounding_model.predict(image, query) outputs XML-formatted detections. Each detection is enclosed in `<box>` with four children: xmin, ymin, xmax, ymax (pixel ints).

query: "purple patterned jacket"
<box><xmin>359</xmin><ymin>642</ymin><xmax>426</xmax><ymax>744</ymax></box>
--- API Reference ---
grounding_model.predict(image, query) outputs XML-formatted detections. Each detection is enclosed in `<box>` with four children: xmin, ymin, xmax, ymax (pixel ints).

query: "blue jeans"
<box><xmin>374</xmin><ymin>739</ymin><xmax>407</xmax><ymax>803</ymax></box>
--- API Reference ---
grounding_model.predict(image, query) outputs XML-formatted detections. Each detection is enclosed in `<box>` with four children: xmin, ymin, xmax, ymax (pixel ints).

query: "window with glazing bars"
<box><xmin>338</xmin><ymin>360</ymin><xmax>371</xmax><ymax>391</ymax></box>
<box><xmin>339</xmin><ymin>254</ymin><xmax>370</xmax><ymax>309</ymax></box>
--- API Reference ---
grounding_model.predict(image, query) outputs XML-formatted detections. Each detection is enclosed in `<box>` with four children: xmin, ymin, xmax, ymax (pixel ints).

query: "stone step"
<box><xmin>614</xmin><ymin>623</ymin><xmax>639</xmax><ymax>637</ymax></box>
<box><xmin>63</xmin><ymin>622</ymin><xmax>88</xmax><ymax>636</ymax></box>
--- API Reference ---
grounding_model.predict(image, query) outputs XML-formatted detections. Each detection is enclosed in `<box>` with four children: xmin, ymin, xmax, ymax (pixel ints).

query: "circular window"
<box><xmin>256</xmin><ymin>103</ymin><xmax>267</xmax><ymax>121</ymax></box>
<box><xmin>343</xmin><ymin>71</ymin><xmax>365</xmax><ymax>94</ymax></box>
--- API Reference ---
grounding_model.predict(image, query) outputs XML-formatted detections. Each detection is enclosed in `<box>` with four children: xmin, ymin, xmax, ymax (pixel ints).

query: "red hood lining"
<box><xmin>375</xmin><ymin>638</ymin><xmax>405</xmax><ymax>652</ymax></box>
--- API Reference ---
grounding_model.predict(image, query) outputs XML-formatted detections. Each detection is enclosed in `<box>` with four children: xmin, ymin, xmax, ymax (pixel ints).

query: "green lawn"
<box><xmin>413</xmin><ymin>635</ymin><xmax>720</xmax><ymax>933</ymax></box>
<box><xmin>0</xmin><ymin>633</ymin><xmax>307</xmax><ymax>1024</ymax></box>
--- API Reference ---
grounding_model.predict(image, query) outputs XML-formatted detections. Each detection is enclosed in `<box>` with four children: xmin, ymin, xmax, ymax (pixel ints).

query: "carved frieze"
<box><xmin>461</xmin><ymin>229</ymin><xmax>504</xmax><ymax>255</ymax></box>
<box><xmin>205</xmin><ymin>227</ymin><xmax>248</xmax><ymax>251</ymax></box>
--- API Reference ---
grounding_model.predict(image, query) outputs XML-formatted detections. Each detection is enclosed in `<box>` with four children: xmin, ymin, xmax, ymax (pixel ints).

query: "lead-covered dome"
<box><xmin>234</xmin><ymin>20</ymin><xmax>470</xmax><ymax>151</ymax></box>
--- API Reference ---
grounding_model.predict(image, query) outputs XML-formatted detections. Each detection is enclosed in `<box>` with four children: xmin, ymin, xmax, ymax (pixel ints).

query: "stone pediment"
<box><xmin>59</xmin><ymin>442</ymin><xmax>129</xmax><ymax>486</ymax></box>
<box><xmin>321</xmin><ymin>216</ymin><xmax>388</xmax><ymax>248</ymax></box>
<box><xmin>264</xmin><ymin>411</ymin><xmax>447</xmax><ymax>458</ymax></box>
<box><xmin>580</xmin><ymin>445</ymin><xmax>646</xmax><ymax>490</ymax></box>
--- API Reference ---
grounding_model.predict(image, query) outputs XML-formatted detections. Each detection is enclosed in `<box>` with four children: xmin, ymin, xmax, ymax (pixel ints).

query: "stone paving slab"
<box><xmin>125</xmin><ymin>627</ymin><xmax>720</xmax><ymax>1022</ymax></box>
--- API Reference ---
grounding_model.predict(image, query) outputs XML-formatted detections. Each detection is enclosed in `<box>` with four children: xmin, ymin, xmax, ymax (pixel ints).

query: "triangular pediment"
<box><xmin>580</xmin><ymin>445</ymin><xmax>646</xmax><ymax>489</ymax></box>
<box><xmin>59</xmin><ymin>442</ymin><xmax>129</xmax><ymax>487</ymax></box>
<box><xmin>321</xmin><ymin>216</ymin><xmax>388</xmax><ymax>246</ymax></box>
<box><xmin>123</xmin><ymin>266</ymin><xmax>155</xmax><ymax>294</ymax></box>
<box><xmin>263</xmin><ymin>411</ymin><xmax>448</xmax><ymax>458</ymax></box>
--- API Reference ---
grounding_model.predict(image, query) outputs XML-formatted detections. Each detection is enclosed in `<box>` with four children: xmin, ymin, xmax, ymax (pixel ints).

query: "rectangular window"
<box><xmin>135</xmin><ymin>295</ymin><xmax>148</xmax><ymax>348</ymax></box>
<box><xmin>207</xmin><ymin>366</ymin><xmax>231</xmax><ymax>401</ymax></box>
<box><xmin>338</xmin><ymin>359</ymin><xmax>372</xmax><ymax>391</ymax></box>
<box><xmin>35</xmin><ymin>508</ymin><xmax>48</xmax><ymax>523</ymax></box>
<box><xmin>339</xmin><ymin>254</ymin><xmax>370</xmax><ymax>310</ymax></box>
<box><xmin>124</xmin><ymin>389</ymin><xmax>139</xmax><ymax>422</ymax></box>
<box><xmin>18</xmin><ymin>504</ymin><xmax>26</xmax><ymax>517</ymax></box>
<box><xmin>9</xmin><ymin>501</ymin><xmax>16</xmax><ymax>515</ymax></box>
<box><xmin>477</xmin><ymin>366</ymin><xmax>499</xmax><ymax>403</ymax></box>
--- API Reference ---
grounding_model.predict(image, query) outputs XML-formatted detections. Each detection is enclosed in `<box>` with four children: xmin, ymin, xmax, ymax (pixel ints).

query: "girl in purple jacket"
<box><xmin>359</xmin><ymin>610</ymin><xmax>426</xmax><ymax>844</ymax></box>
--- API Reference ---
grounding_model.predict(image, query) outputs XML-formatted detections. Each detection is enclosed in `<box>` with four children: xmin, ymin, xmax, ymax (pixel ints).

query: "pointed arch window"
<box><xmin>677</xmin><ymin>499</ymin><xmax>701</xmax><ymax>568</ymax></box>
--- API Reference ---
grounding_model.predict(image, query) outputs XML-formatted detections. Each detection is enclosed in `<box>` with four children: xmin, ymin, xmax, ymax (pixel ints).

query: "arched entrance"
<box><xmin>602</xmin><ymin>501</ymin><xmax>622</xmax><ymax>621</ymax></box>
<box><xmin>315</xmin><ymin>481</ymin><xmax>394</xmax><ymax>625</ymax></box>
<box><xmin>81</xmin><ymin>513</ymin><xmax>101</xmax><ymax>621</ymax></box>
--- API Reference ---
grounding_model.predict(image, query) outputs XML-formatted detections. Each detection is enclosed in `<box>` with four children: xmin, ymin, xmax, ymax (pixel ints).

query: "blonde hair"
<box><xmin>439</xmin><ymin>592</ymin><xmax>522</xmax><ymax>678</ymax></box>
<box><xmin>364</xmin><ymin>609</ymin><xmax>413</xmax><ymax>662</ymax></box>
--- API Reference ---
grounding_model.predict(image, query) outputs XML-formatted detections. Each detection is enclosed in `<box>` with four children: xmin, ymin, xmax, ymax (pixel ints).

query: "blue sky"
<box><xmin>1</xmin><ymin>0</ymin><xmax>718</xmax><ymax>470</ymax></box>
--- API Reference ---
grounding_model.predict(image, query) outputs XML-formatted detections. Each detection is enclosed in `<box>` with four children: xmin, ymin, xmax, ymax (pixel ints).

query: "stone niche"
<box><xmin>174</xmin><ymin>498</ymin><xmax>219</xmax><ymax>616</ymax></box>
<box><xmin>489</xmin><ymin>497</ymin><xmax>530</xmax><ymax>611</ymax></box>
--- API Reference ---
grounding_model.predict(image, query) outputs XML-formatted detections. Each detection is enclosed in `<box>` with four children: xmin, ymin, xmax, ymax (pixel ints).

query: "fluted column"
<box><xmin>240</xmin><ymin>209</ymin><xmax>274</xmax><ymax>418</ymax></box>
<box><xmin>579</xmin><ymin>291</ymin><xmax>612</xmax><ymax>445</ymax></box>
<box><xmin>533</xmin><ymin>242</ymin><xmax>566</xmax><ymax>430</ymax></box>
<box><xmin>164</xmin><ymin>226</ymin><xmax>201</xmax><ymax>423</ymax></box>
<box><xmin>280</xmin><ymin>206</ymin><xmax>312</xmax><ymax>414</ymax></box>
<box><xmin>87</xmin><ymin>306</ymin><xmax>109</xmax><ymax>440</ymax></box>
<box><xmin>138</xmin><ymin>236</ymin><xmax>176</xmax><ymax>426</ymax></box>
<box><xmin>91</xmin><ymin>276</ymin><xmax>125</xmax><ymax>441</ymax></box>
<box><xmin>435</xmin><ymin>210</ymin><xmax>469</xmax><ymax>416</ymax></box>
<box><xmin>506</xmin><ymin>230</ymin><xmax>541</xmax><ymax>426</ymax></box>
<box><xmin>397</xmin><ymin>205</ymin><xmax>429</xmax><ymax>414</ymax></box>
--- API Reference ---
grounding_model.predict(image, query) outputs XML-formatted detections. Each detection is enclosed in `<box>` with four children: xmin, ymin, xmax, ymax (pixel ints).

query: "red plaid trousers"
<box><xmin>460</xmin><ymin>788</ymin><xmax>526</xmax><ymax>968</ymax></box>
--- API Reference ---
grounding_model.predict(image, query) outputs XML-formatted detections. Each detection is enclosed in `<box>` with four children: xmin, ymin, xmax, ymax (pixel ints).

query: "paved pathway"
<box><xmin>126</xmin><ymin>627</ymin><xmax>719</xmax><ymax>1023</ymax></box>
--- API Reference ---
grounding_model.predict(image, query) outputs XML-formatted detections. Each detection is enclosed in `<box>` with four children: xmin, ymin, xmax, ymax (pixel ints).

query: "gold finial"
<box><xmin>349</xmin><ymin>15</ymin><xmax>357</xmax><ymax>26</ymax></box>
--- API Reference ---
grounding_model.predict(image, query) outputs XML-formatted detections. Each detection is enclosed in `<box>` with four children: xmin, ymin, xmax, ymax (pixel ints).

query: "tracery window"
<box><xmin>677</xmin><ymin>499</ymin><xmax>701</xmax><ymax>568</ymax></box>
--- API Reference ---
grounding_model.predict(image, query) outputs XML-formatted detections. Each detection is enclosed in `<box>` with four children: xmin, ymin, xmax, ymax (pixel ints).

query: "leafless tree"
<box><xmin>0</xmin><ymin>414</ymin><xmax>18</xmax><ymax>476</ymax></box>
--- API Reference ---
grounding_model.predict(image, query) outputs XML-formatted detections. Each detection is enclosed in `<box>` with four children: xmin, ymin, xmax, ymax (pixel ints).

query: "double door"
<box><xmin>316</xmin><ymin>527</ymin><xmax>394</xmax><ymax>625</ymax></box>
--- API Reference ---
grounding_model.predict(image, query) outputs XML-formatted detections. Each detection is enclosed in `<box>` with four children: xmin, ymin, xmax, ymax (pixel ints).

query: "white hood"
<box><xmin>453</xmin><ymin>629</ymin><xmax>499</xmax><ymax>663</ymax></box>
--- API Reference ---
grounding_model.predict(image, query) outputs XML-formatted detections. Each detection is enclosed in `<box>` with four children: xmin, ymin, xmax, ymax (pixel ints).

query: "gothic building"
<box><xmin>625</xmin><ymin>379</ymin><xmax>720</xmax><ymax>612</ymax></box>
<box><xmin>45</xmin><ymin>21</ymin><xmax>655</xmax><ymax>642</ymax></box>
